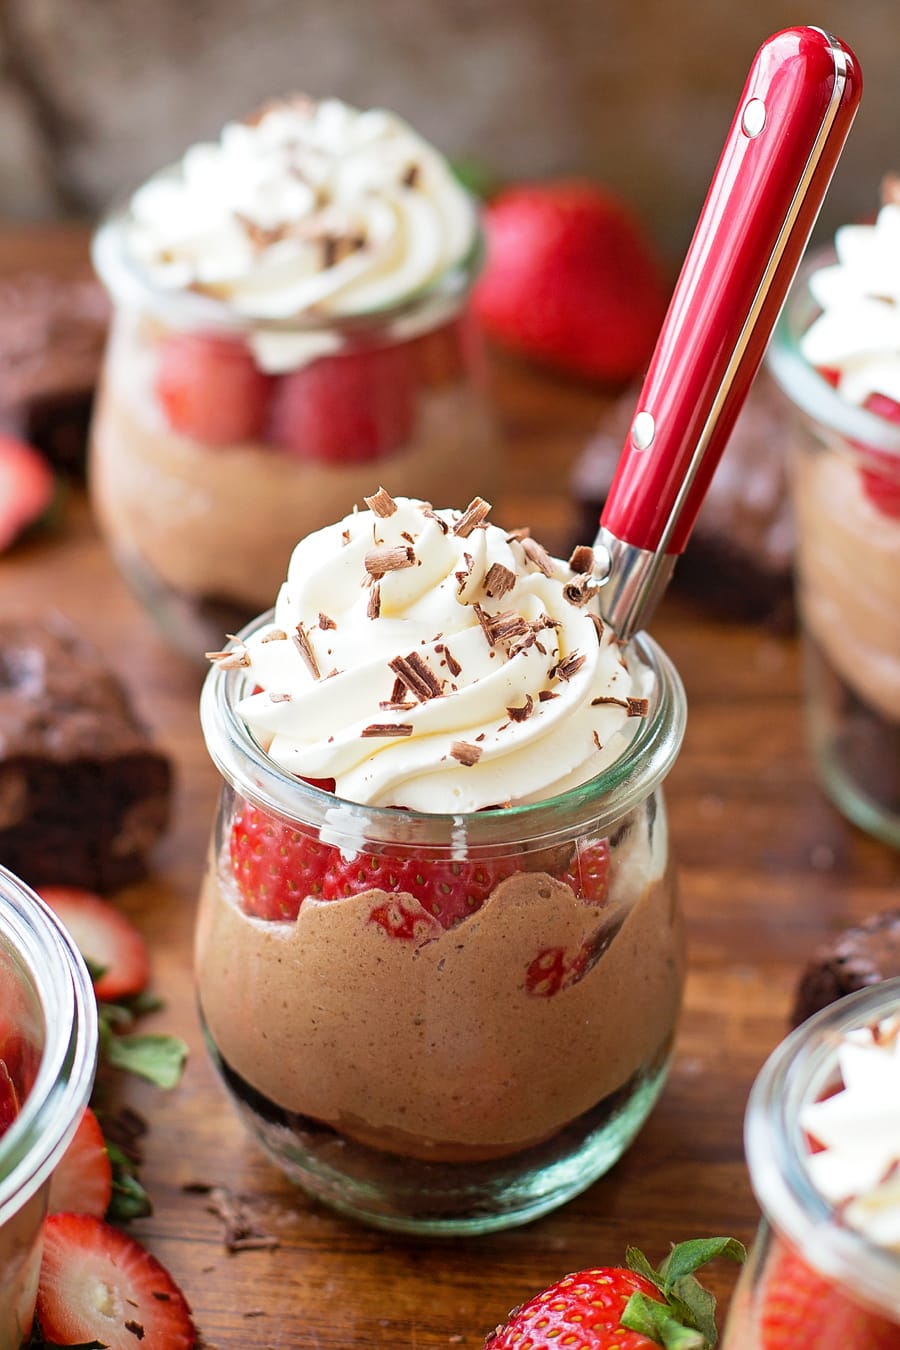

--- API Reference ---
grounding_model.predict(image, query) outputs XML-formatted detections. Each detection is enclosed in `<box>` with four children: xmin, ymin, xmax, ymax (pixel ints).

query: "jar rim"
<box><xmin>91</xmin><ymin>203</ymin><xmax>483</xmax><ymax>335</ymax></box>
<box><xmin>767</xmin><ymin>244</ymin><xmax>900</xmax><ymax>457</ymax></box>
<box><xmin>0</xmin><ymin>868</ymin><xmax>98</xmax><ymax>1226</ymax></box>
<box><xmin>745</xmin><ymin>979</ymin><xmax>900</xmax><ymax>1319</ymax></box>
<box><xmin>199</xmin><ymin>612</ymin><xmax>686</xmax><ymax>850</ymax></box>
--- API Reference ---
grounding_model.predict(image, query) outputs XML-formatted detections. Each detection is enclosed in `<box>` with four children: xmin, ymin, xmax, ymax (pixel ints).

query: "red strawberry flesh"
<box><xmin>38</xmin><ymin>886</ymin><xmax>150</xmax><ymax>1002</ymax></box>
<box><xmin>155</xmin><ymin>332</ymin><xmax>272</xmax><ymax>446</ymax></box>
<box><xmin>230</xmin><ymin>803</ymin><xmax>333</xmax><ymax>920</ymax></box>
<box><xmin>48</xmin><ymin>1106</ymin><xmax>113</xmax><ymax>1219</ymax></box>
<box><xmin>758</xmin><ymin>1240</ymin><xmax>900</xmax><ymax>1349</ymax></box>
<box><xmin>0</xmin><ymin>434</ymin><xmax>55</xmax><ymax>553</ymax></box>
<box><xmin>853</xmin><ymin>391</ymin><xmax>900</xmax><ymax>519</ymax></box>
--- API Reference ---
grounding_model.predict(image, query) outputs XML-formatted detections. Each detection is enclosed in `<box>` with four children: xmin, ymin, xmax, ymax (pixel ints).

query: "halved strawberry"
<box><xmin>758</xmin><ymin>1240</ymin><xmax>900</xmax><ymax>1349</ymax></box>
<box><xmin>268</xmin><ymin>342</ymin><xmax>417</xmax><ymax>462</ymax></box>
<box><xmin>323</xmin><ymin>848</ymin><xmax>521</xmax><ymax>930</ymax></box>
<box><xmin>47</xmin><ymin>1106</ymin><xmax>113</xmax><ymax>1219</ymax></box>
<box><xmin>38</xmin><ymin>887</ymin><xmax>150</xmax><ymax>1003</ymax></box>
<box><xmin>559</xmin><ymin>838</ymin><xmax>611</xmax><ymax>905</ymax></box>
<box><xmin>0</xmin><ymin>433</ymin><xmax>55</xmax><ymax>553</ymax></box>
<box><xmin>856</xmin><ymin>391</ymin><xmax>900</xmax><ymax>519</ymax></box>
<box><xmin>155</xmin><ymin>332</ymin><xmax>272</xmax><ymax>446</ymax></box>
<box><xmin>230</xmin><ymin>802</ymin><xmax>335</xmax><ymax>920</ymax></box>
<box><xmin>36</xmin><ymin>1212</ymin><xmax>196</xmax><ymax>1350</ymax></box>
<box><xmin>0</xmin><ymin>1057</ymin><xmax>20</xmax><ymax>1137</ymax></box>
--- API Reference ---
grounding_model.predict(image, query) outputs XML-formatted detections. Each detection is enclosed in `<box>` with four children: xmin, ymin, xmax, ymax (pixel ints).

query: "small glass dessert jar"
<box><xmin>88</xmin><ymin>98</ymin><xmax>497</xmax><ymax>661</ymax></box>
<box><xmin>195</xmin><ymin>618</ymin><xmax>686</xmax><ymax>1235</ymax></box>
<box><xmin>768</xmin><ymin>234</ymin><xmax>900</xmax><ymax>848</ymax></box>
<box><xmin>0</xmin><ymin>866</ymin><xmax>97</xmax><ymax>1349</ymax></box>
<box><xmin>722</xmin><ymin>979</ymin><xmax>900</xmax><ymax>1348</ymax></box>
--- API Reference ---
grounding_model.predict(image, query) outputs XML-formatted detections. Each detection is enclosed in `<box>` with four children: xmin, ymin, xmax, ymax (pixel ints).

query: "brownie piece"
<box><xmin>570</xmin><ymin>369</ymin><xmax>796</xmax><ymax>629</ymax></box>
<box><xmin>0</xmin><ymin>616</ymin><xmax>172</xmax><ymax>890</ymax></box>
<box><xmin>0</xmin><ymin>272</ymin><xmax>109</xmax><ymax>477</ymax></box>
<box><xmin>791</xmin><ymin>910</ymin><xmax>900</xmax><ymax>1027</ymax></box>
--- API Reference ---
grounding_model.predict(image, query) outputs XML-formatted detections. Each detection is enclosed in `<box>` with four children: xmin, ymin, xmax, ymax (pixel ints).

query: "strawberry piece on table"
<box><xmin>47</xmin><ymin>1105</ymin><xmax>113</xmax><ymax>1219</ymax></box>
<box><xmin>36</xmin><ymin>1211</ymin><xmax>196</xmax><ymax>1350</ymax></box>
<box><xmin>856</xmin><ymin>391</ymin><xmax>900</xmax><ymax>519</ymax></box>
<box><xmin>0</xmin><ymin>434</ymin><xmax>55</xmax><ymax>553</ymax></box>
<box><xmin>474</xmin><ymin>179</ymin><xmax>669</xmax><ymax>384</ymax></box>
<box><xmin>484</xmin><ymin>1238</ymin><xmax>745</xmax><ymax>1350</ymax></box>
<box><xmin>758</xmin><ymin>1241</ymin><xmax>900</xmax><ymax>1349</ymax></box>
<box><xmin>38</xmin><ymin>886</ymin><xmax>150</xmax><ymax>1003</ymax></box>
<box><xmin>323</xmin><ymin>848</ymin><xmax>521</xmax><ymax>930</ymax></box>
<box><xmin>230</xmin><ymin>802</ymin><xmax>335</xmax><ymax>921</ymax></box>
<box><xmin>0</xmin><ymin>1057</ymin><xmax>20</xmax><ymax>1137</ymax></box>
<box><xmin>268</xmin><ymin>343</ymin><xmax>417</xmax><ymax>462</ymax></box>
<box><xmin>155</xmin><ymin>332</ymin><xmax>272</xmax><ymax>446</ymax></box>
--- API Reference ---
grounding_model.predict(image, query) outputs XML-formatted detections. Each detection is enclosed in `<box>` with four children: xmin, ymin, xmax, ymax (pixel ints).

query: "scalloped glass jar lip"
<box><xmin>91</xmin><ymin>198</ymin><xmax>484</xmax><ymax>336</ymax></box>
<box><xmin>767</xmin><ymin>244</ymin><xmax>900</xmax><ymax>458</ymax></box>
<box><xmin>199</xmin><ymin>611</ymin><xmax>687</xmax><ymax>851</ymax></box>
<box><xmin>745</xmin><ymin>978</ymin><xmax>900</xmax><ymax>1320</ymax></box>
<box><xmin>0</xmin><ymin>867</ymin><xmax>98</xmax><ymax>1228</ymax></box>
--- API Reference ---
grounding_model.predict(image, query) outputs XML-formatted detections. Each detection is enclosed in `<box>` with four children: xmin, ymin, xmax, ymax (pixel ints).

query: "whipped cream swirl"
<box><xmin>801</xmin><ymin>199</ymin><xmax>900</xmax><ymax>405</ymax></box>
<box><xmin>225</xmin><ymin>492</ymin><xmax>651</xmax><ymax>812</ymax></box>
<box><xmin>802</xmin><ymin>1010</ymin><xmax>900</xmax><ymax>1249</ymax></box>
<box><xmin>126</xmin><ymin>97</ymin><xmax>476</xmax><ymax>323</ymax></box>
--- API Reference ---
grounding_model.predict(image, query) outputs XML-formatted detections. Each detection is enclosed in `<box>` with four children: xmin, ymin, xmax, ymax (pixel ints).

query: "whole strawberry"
<box><xmin>484</xmin><ymin>1238</ymin><xmax>745</xmax><ymax>1350</ymax></box>
<box><xmin>474</xmin><ymin>179</ymin><xmax>668</xmax><ymax>384</ymax></box>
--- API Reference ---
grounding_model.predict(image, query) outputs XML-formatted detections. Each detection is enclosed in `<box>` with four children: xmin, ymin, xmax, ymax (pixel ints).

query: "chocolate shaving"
<box><xmin>451</xmin><ymin>740</ymin><xmax>483</xmax><ymax>766</ymax></box>
<box><xmin>402</xmin><ymin>162</ymin><xmax>422</xmax><ymax>188</ymax></box>
<box><xmin>474</xmin><ymin>605</ymin><xmax>532</xmax><ymax>647</ymax></box>
<box><xmin>292</xmin><ymin>623</ymin><xmax>321</xmax><ymax>680</ymax></box>
<box><xmin>453</xmin><ymin>497</ymin><xmax>492</xmax><ymax>538</ymax></box>
<box><xmin>455</xmin><ymin>552</ymin><xmax>475</xmax><ymax>593</ymax></box>
<box><xmin>563</xmin><ymin>575</ymin><xmax>600</xmax><ymax>607</ymax></box>
<box><xmin>268</xmin><ymin>692</ymin><xmax>292</xmax><ymax>703</ymax></box>
<box><xmin>520</xmin><ymin>536</ymin><xmax>554</xmax><ymax>576</ymax></box>
<box><xmin>202</xmin><ymin>1185</ymin><xmax>281</xmax><ymax>1254</ymax></box>
<box><xmin>364</xmin><ymin>486</ymin><xmax>398</xmax><ymax>517</ymax></box>
<box><xmin>388</xmin><ymin>675</ymin><xmax>407</xmax><ymax>704</ymax></box>
<box><xmin>568</xmin><ymin>544</ymin><xmax>595</xmax><ymax>574</ymax></box>
<box><xmin>260</xmin><ymin>628</ymin><xmax>288</xmax><ymax>643</ymax></box>
<box><xmin>125</xmin><ymin>1318</ymin><xmax>145</xmax><ymax>1338</ymax></box>
<box><xmin>587</xmin><ymin>612</ymin><xmax>605</xmax><ymax>643</ymax></box>
<box><xmin>367</xmin><ymin>582</ymin><xmax>381</xmax><ymax>620</ymax></box>
<box><xmin>593</xmin><ymin>730</ymin><xmax>603</xmax><ymax>751</ymax></box>
<box><xmin>507</xmin><ymin>694</ymin><xmax>534</xmax><ymax>722</ymax></box>
<box><xmin>484</xmin><ymin>562</ymin><xmax>516</xmax><ymax>599</ymax></box>
<box><xmin>441</xmin><ymin>644</ymin><xmax>462</xmax><ymax>677</ymax></box>
<box><xmin>555</xmin><ymin>652</ymin><xmax>586</xmax><ymax>681</ymax></box>
<box><xmin>539</xmin><ymin>689</ymin><xmax>559</xmax><ymax>701</ymax></box>
<box><xmin>205</xmin><ymin>637</ymin><xmax>251</xmax><ymax>670</ymax></box>
<box><xmin>591</xmin><ymin>695</ymin><xmax>650</xmax><ymax>717</ymax></box>
<box><xmin>342</xmin><ymin>528</ymin><xmax>351</xmax><ymax>546</ymax></box>
<box><xmin>388</xmin><ymin>652</ymin><xmax>443</xmax><ymax>702</ymax></box>
<box><xmin>361</xmin><ymin>723</ymin><xmax>414</xmax><ymax>737</ymax></box>
<box><xmin>365</xmin><ymin>544</ymin><xmax>416</xmax><ymax>577</ymax></box>
<box><xmin>379</xmin><ymin>699</ymin><xmax>417</xmax><ymax>711</ymax></box>
<box><xmin>318</xmin><ymin>612</ymin><xmax>337</xmax><ymax>630</ymax></box>
<box><xmin>422</xmin><ymin>507</ymin><xmax>449</xmax><ymax>534</ymax></box>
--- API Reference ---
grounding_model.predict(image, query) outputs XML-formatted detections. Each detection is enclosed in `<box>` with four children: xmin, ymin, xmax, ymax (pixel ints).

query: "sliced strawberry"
<box><xmin>759</xmin><ymin>1241</ymin><xmax>900</xmax><ymax>1349</ymax></box>
<box><xmin>559</xmin><ymin>838</ymin><xmax>611</xmax><ymax>905</ymax></box>
<box><xmin>155</xmin><ymin>332</ymin><xmax>272</xmax><ymax>446</ymax></box>
<box><xmin>47</xmin><ymin>1106</ymin><xmax>112</xmax><ymax>1219</ymax></box>
<box><xmin>38</xmin><ymin>887</ymin><xmax>150</xmax><ymax>1003</ymax></box>
<box><xmin>230</xmin><ymin>802</ymin><xmax>335</xmax><ymax>920</ymax></box>
<box><xmin>323</xmin><ymin>848</ymin><xmax>521</xmax><ymax>930</ymax></box>
<box><xmin>0</xmin><ymin>434</ymin><xmax>55</xmax><ymax>553</ymax></box>
<box><xmin>0</xmin><ymin>1057</ymin><xmax>20</xmax><ymax>1137</ymax></box>
<box><xmin>36</xmin><ymin>1212</ymin><xmax>196</xmax><ymax>1350</ymax></box>
<box><xmin>855</xmin><ymin>391</ymin><xmax>900</xmax><ymax>519</ymax></box>
<box><xmin>268</xmin><ymin>343</ymin><xmax>417</xmax><ymax>462</ymax></box>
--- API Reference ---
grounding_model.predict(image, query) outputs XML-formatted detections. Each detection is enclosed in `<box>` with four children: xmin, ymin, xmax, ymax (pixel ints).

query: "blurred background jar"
<box><xmin>722</xmin><ymin>980</ymin><xmax>900</xmax><ymax>1348</ymax></box>
<box><xmin>88</xmin><ymin>97</ymin><xmax>498</xmax><ymax>661</ymax></box>
<box><xmin>0</xmin><ymin>866</ymin><xmax>97</xmax><ymax>1349</ymax></box>
<box><xmin>768</xmin><ymin>239</ymin><xmax>900</xmax><ymax>849</ymax></box>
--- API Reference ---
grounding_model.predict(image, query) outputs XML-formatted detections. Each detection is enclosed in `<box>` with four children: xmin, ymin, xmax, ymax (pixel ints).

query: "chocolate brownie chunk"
<box><xmin>791</xmin><ymin>910</ymin><xmax>900</xmax><ymax>1027</ymax></box>
<box><xmin>571</xmin><ymin>369</ymin><xmax>795</xmax><ymax>629</ymax></box>
<box><xmin>0</xmin><ymin>616</ymin><xmax>171</xmax><ymax>890</ymax></box>
<box><xmin>0</xmin><ymin>273</ymin><xmax>109</xmax><ymax>477</ymax></box>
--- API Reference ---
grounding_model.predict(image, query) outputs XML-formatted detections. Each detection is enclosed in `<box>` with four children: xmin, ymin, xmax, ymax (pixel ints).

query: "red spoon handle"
<box><xmin>600</xmin><ymin>26</ymin><xmax>861</xmax><ymax>557</ymax></box>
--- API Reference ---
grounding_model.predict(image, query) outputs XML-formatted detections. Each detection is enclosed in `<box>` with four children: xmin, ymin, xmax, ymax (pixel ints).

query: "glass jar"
<box><xmin>194</xmin><ymin>615</ymin><xmax>687</xmax><ymax>1235</ymax></box>
<box><xmin>722</xmin><ymin>979</ymin><xmax>900</xmax><ymax>1348</ymax></box>
<box><xmin>89</xmin><ymin>215</ymin><xmax>498</xmax><ymax>661</ymax></box>
<box><xmin>768</xmin><ymin>249</ymin><xmax>900</xmax><ymax>847</ymax></box>
<box><xmin>0</xmin><ymin>866</ymin><xmax>97</xmax><ymax>1350</ymax></box>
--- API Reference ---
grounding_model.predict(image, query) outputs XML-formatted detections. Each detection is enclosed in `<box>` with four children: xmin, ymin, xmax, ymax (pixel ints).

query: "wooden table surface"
<box><xmin>5</xmin><ymin>225</ymin><xmax>900</xmax><ymax>1349</ymax></box>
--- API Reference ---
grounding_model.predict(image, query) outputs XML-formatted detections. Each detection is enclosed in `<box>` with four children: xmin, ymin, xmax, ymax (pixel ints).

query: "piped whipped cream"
<box><xmin>126</xmin><ymin>96</ymin><xmax>476</xmax><ymax>347</ymax></box>
<box><xmin>801</xmin><ymin>193</ymin><xmax>900</xmax><ymax>406</ymax></box>
<box><xmin>218</xmin><ymin>490</ymin><xmax>652</xmax><ymax>812</ymax></box>
<box><xmin>801</xmin><ymin>1011</ymin><xmax>900</xmax><ymax>1249</ymax></box>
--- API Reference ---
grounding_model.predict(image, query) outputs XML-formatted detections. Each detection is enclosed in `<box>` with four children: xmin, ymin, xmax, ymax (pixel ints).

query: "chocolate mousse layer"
<box><xmin>196</xmin><ymin>851</ymin><xmax>683</xmax><ymax>1163</ymax></box>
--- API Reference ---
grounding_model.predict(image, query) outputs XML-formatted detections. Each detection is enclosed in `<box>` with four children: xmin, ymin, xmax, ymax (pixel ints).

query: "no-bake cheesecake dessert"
<box><xmin>723</xmin><ymin>982</ymin><xmax>900</xmax><ymax>1347</ymax></box>
<box><xmin>195</xmin><ymin>489</ymin><xmax>687</xmax><ymax>1233</ymax></box>
<box><xmin>768</xmin><ymin>181</ymin><xmax>900</xmax><ymax>845</ymax></box>
<box><xmin>90</xmin><ymin>97</ymin><xmax>497</xmax><ymax>658</ymax></box>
